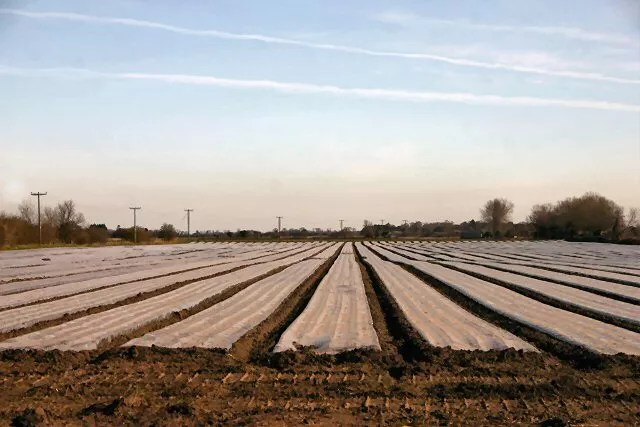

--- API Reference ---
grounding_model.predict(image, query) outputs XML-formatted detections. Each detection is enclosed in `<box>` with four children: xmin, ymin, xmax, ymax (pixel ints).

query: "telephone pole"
<box><xmin>30</xmin><ymin>191</ymin><xmax>47</xmax><ymax>245</ymax></box>
<box><xmin>184</xmin><ymin>209</ymin><xmax>193</xmax><ymax>237</ymax></box>
<box><xmin>276</xmin><ymin>216</ymin><xmax>283</xmax><ymax>239</ymax></box>
<box><xmin>129</xmin><ymin>207</ymin><xmax>141</xmax><ymax>244</ymax></box>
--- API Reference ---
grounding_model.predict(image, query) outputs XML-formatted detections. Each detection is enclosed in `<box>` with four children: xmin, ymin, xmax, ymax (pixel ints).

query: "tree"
<box><xmin>622</xmin><ymin>207</ymin><xmax>640</xmax><ymax>240</ymax></box>
<box><xmin>627</xmin><ymin>207</ymin><xmax>639</xmax><ymax>229</ymax></box>
<box><xmin>528</xmin><ymin>193</ymin><xmax>626</xmax><ymax>240</ymax></box>
<box><xmin>158</xmin><ymin>223</ymin><xmax>177</xmax><ymax>241</ymax></box>
<box><xmin>18</xmin><ymin>199</ymin><xmax>36</xmax><ymax>225</ymax></box>
<box><xmin>409</xmin><ymin>221</ymin><xmax>423</xmax><ymax>236</ymax></box>
<box><xmin>528</xmin><ymin>203</ymin><xmax>558</xmax><ymax>238</ymax></box>
<box><xmin>480</xmin><ymin>198</ymin><xmax>514</xmax><ymax>235</ymax></box>
<box><xmin>52</xmin><ymin>200</ymin><xmax>86</xmax><ymax>243</ymax></box>
<box><xmin>361</xmin><ymin>220</ymin><xmax>375</xmax><ymax>238</ymax></box>
<box><xmin>556</xmin><ymin>193</ymin><xmax>623</xmax><ymax>238</ymax></box>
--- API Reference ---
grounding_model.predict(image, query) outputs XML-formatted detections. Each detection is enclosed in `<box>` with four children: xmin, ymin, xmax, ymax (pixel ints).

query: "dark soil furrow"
<box><xmin>0</xmin><ymin>262</ymin><xmax>241</xmax><ymax>313</ymax></box>
<box><xmin>95</xmin><ymin>245</ymin><xmax>335</xmax><ymax>352</ymax></box>
<box><xmin>438</xmin><ymin>262</ymin><xmax>640</xmax><ymax>333</ymax></box>
<box><xmin>0</xmin><ymin>265</ymin><xmax>249</xmax><ymax>342</ymax></box>
<box><xmin>461</xmin><ymin>262</ymin><xmax>640</xmax><ymax>305</ymax></box>
<box><xmin>364</xmin><ymin>243</ymin><xmax>637</xmax><ymax>370</ymax></box>
<box><xmin>354</xmin><ymin>244</ymin><xmax>431</xmax><ymax>363</ymax></box>
<box><xmin>0</xmin><ymin>246</ymin><xmax>331</xmax><ymax>343</ymax></box>
<box><xmin>529</xmin><ymin>264</ymin><xmax>640</xmax><ymax>287</ymax></box>
<box><xmin>231</xmin><ymin>243</ymin><xmax>343</xmax><ymax>362</ymax></box>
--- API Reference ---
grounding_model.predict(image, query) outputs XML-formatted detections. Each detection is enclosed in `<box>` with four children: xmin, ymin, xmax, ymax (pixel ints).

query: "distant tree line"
<box><xmin>0</xmin><ymin>199</ymin><xmax>109</xmax><ymax>247</ymax></box>
<box><xmin>0</xmin><ymin>199</ymin><xmax>182</xmax><ymax>247</ymax></box>
<box><xmin>187</xmin><ymin>226</ymin><xmax>359</xmax><ymax>240</ymax></box>
<box><xmin>1</xmin><ymin>192</ymin><xmax>638</xmax><ymax>247</ymax></box>
<box><xmin>358</xmin><ymin>193</ymin><xmax>638</xmax><ymax>243</ymax></box>
<box><xmin>528</xmin><ymin>192</ymin><xmax>638</xmax><ymax>242</ymax></box>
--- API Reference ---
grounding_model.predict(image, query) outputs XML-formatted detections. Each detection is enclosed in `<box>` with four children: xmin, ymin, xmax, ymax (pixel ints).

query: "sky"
<box><xmin>0</xmin><ymin>0</ymin><xmax>639</xmax><ymax>232</ymax></box>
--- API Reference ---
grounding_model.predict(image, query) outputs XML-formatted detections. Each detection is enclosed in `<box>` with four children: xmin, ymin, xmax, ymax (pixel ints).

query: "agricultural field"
<box><xmin>1</xmin><ymin>240</ymin><xmax>639</xmax><ymax>425</ymax></box>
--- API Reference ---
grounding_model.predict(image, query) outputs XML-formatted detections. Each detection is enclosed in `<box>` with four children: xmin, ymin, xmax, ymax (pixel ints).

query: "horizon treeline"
<box><xmin>1</xmin><ymin>192</ymin><xmax>638</xmax><ymax>247</ymax></box>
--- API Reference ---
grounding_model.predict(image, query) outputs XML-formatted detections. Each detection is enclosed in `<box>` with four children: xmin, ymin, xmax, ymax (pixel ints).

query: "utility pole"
<box><xmin>276</xmin><ymin>216</ymin><xmax>283</xmax><ymax>239</ymax></box>
<box><xmin>339</xmin><ymin>219</ymin><xmax>344</xmax><ymax>231</ymax></box>
<box><xmin>184</xmin><ymin>209</ymin><xmax>193</xmax><ymax>237</ymax></box>
<box><xmin>129</xmin><ymin>207</ymin><xmax>141</xmax><ymax>244</ymax></box>
<box><xmin>380</xmin><ymin>219</ymin><xmax>385</xmax><ymax>226</ymax></box>
<box><xmin>30</xmin><ymin>192</ymin><xmax>47</xmax><ymax>245</ymax></box>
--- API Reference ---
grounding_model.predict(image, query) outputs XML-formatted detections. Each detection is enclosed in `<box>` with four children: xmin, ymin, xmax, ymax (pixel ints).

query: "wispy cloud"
<box><xmin>372</xmin><ymin>11</ymin><xmax>640</xmax><ymax>47</ymax></box>
<box><xmin>414</xmin><ymin>43</ymin><xmax>592</xmax><ymax>74</ymax></box>
<box><xmin>0</xmin><ymin>65</ymin><xmax>637</xmax><ymax>112</ymax></box>
<box><xmin>1</xmin><ymin>9</ymin><xmax>638</xmax><ymax>85</ymax></box>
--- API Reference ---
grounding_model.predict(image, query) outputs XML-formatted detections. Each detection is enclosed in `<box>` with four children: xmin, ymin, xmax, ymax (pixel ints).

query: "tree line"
<box><xmin>0</xmin><ymin>199</ymin><xmax>181</xmax><ymax>247</ymax></box>
<box><xmin>528</xmin><ymin>192</ymin><xmax>637</xmax><ymax>241</ymax></box>
<box><xmin>1</xmin><ymin>192</ymin><xmax>638</xmax><ymax>247</ymax></box>
<box><xmin>357</xmin><ymin>192</ymin><xmax>637</xmax><ymax>242</ymax></box>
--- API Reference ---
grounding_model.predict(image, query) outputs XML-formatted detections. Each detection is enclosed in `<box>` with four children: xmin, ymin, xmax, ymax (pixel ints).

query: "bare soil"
<box><xmin>1</xmin><ymin>346</ymin><xmax>638</xmax><ymax>426</ymax></box>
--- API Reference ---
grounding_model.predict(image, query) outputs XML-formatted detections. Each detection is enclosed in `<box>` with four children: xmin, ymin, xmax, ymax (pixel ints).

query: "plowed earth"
<box><xmin>1</xmin><ymin>347</ymin><xmax>638</xmax><ymax>426</ymax></box>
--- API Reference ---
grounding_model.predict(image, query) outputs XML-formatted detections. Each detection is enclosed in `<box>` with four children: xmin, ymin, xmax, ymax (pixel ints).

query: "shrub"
<box><xmin>158</xmin><ymin>223</ymin><xmax>177</xmax><ymax>241</ymax></box>
<box><xmin>73</xmin><ymin>229</ymin><xmax>90</xmax><ymax>245</ymax></box>
<box><xmin>87</xmin><ymin>224</ymin><xmax>109</xmax><ymax>244</ymax></box>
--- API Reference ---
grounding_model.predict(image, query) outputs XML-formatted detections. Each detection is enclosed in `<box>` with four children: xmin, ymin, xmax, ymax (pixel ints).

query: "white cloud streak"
<box><xmin>1</xmin><ymin>65</ymin><xmax>638</xmax><ymax>112</ymax></box>
<box><xmin>1</xmin><ymin>9</ymin><xmax>639</xmax><ymax>85</ymax></box>
<box><xmin>373</xmin><ymin>11</ymin><xmax>640</xmax><ymax>47</ymax></box>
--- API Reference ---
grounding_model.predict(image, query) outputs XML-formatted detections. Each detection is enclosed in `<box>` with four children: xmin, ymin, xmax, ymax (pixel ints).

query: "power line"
<box><xmin>184</xmin><ymin>209</ymin><xmax>194</xmax><ymax>237</ymax></box>
<box><xmin>276</xmin><ymin>216</ymin><xmax>283</xmax><ymax>238</ymax></box>
<box><xmin>30</xmin><ymin>191</ymin><xmax>47</xmax><ymax>245</ymax></box>
<box><xmin>129</xmin><ymin>207</ymin><xmax>141</xmax><ymax>244</ymax></box>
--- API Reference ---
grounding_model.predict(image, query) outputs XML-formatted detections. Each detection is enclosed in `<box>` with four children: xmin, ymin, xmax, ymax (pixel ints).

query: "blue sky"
<box><xmin>1</xmin><ymin>0</ymin><xmax>639</xmax><ymax>231</ymax></box>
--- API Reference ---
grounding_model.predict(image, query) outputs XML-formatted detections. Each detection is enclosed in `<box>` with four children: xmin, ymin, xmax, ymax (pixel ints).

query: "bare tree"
<box><xmin>54</xmin><ymin>200</ymin><xmax>86</xmax><ymax>243</ymax></box>
<box><xmin>481</xmin><ymin>198</ymin><xmax>514</xmax><ymax>235</ymax></box>
<box><xmin>18</xmin><ymin>199</ymin><xmax>36</xmax><ymax>225</ymax></box>
<box><xmin>622</xmin><ymin>207</ymin><xmax>640</xmax><ymax>239</ymax></box>
<box><xmin>627</xmin><ymin>207</ymin><xmax>639</xmax><ymax>228</ymax></box>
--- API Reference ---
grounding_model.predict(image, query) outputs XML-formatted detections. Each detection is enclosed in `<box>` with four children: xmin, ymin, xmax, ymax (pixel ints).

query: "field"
<box><xmin>1</xmin><ymin>241</ymin><xmax>639</xmax><ymax>425</ymax></box>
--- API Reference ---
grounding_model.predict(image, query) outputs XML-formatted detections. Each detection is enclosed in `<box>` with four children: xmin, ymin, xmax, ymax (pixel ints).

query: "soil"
<box><xmin>1</xmin><ymin>345</ymin><xmax>638</xmax><ymax>426</ymax></box>
<box><xmin>1</xmin><ymin>244</ymin><xmax>638</xmax><ymax>425</ymax></box>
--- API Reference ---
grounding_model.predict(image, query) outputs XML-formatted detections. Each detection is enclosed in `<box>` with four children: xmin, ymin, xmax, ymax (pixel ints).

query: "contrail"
<box><xmin>1</xmin><ymin>65</ymin><xmax>637</xmax><ymax>112</ymax></box>
<box><xmin>1</xmin><ymin>9</ymin><xmax>638</xmax><ymax>85</ymax></box>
